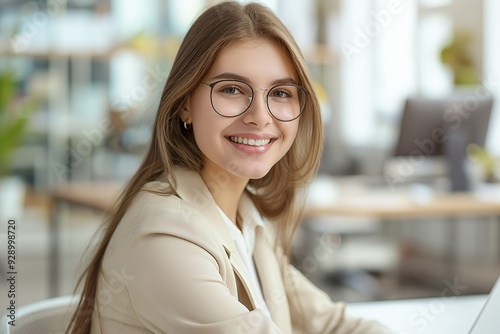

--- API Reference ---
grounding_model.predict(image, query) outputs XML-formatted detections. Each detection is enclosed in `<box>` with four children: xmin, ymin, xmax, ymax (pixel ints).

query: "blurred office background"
<box><xmin>1</xmin><ymin>0</ymin><xmax>500</xmax><ymax>307</ymax></box>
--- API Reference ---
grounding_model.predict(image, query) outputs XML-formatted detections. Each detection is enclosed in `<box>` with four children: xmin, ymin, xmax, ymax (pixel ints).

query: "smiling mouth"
<box><xmin>228</xmin><ymin>136</ymin><xmax>272</xmax><ymax>147</ymax></box>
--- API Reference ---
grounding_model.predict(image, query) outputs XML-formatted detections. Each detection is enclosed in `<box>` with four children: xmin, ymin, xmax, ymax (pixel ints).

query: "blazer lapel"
<box><xmin>170</xmin><ymin>167</ymin><xmax>264</xmax><ymax>312</ymax></box>
<box><xmin>227</xmin><ymin>248</ymin><xmax>265</xmax><ymax>311</ymax></box>
<box><xmin>170</xmin><ymin>167</ymin><xmax>236</xmax><ymax>251</ymax></box>
<box><xmin>253</xmin><ymin>227</ymin><xmax>293</xmax><ymax>334</ymax></box>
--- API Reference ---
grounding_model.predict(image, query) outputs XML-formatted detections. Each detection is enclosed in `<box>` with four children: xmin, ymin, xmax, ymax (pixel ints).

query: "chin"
<box><xmin>231</xmin><ymin>166</ymin><xmax>272</xmax><ymax>180</ymax></box>
<box><xmin>248</xmin><ymin>172</ymin><xmax>269</xmax><ymax>180</ymax></box>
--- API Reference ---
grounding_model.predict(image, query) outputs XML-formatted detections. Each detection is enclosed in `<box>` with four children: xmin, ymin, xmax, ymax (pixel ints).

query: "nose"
<box><xmin>241</xmin><ymin>90</ymin><xmax>272</xmax><ymax>127</ymax></box>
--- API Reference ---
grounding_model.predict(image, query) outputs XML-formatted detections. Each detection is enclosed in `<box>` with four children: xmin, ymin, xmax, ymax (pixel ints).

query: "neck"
<box><xmin>200</xmin><ymin>168</ymin><xmax>248</xmax><ymax>227</ymax></box>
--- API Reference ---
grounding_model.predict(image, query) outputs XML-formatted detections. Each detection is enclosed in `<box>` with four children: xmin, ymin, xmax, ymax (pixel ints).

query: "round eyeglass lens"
<box><xmin>267</xmin><ymin>85</ymin><xmax>306</xmax><ymax>121</ymax></box>
<box><xmin>210</xmin><ymin>80</ymin><xmax>253</xmax><ymax>117</ymax></box>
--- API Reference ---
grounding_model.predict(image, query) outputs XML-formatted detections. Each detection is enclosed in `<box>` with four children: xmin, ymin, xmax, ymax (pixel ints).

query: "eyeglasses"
<box><xmin>203</xmin><ymin>79</ymin><xmax>308</xmax><ymax>122</ymax></box>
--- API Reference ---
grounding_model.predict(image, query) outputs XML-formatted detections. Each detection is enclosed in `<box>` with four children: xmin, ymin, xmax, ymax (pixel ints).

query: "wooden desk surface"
<box><xmin>52</xmin><ymin>181</ymin><xmax>124</xmax><ymax>212</ymax></box>
<box><xmin>305</xmin><ymin>178</ymin><xmax>500</xmax><ymax>220</ymax></box>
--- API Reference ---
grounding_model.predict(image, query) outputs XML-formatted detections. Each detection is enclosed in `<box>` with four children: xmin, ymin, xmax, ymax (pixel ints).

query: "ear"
<box><xmin>180</xmin><ymin>103</ymin><xmax>191</xmax><ymax>124</ymax></box>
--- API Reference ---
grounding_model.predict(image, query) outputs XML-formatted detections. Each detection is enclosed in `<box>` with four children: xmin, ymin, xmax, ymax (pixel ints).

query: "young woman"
<box><xmin>68</xmin><ymin>2</ymin><xmax>393</xmax><ymax>333</ymax></box>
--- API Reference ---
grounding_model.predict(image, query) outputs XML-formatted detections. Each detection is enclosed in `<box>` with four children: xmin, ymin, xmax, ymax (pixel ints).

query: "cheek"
<box><xmin>192</xmin><ymin>121</ymin><xmax>216</xmax><ymax>149</ymax></box>
<box><xmin>282</xmin><ymin>122</ymin><xmax>300</xmax><ymax>146</ymax></box>
<box><xmin>187</xmin><ymin>88</ymin><xmax>211</xmax><ymax>123</ymax></box>
<box><xmin>191</xmin><ymin>104</ymin><xmax>217</xmax><ymax>134</ymax></box>
<box><xmin>191</xmin><ymin>112</ymin><xmax>230</xmax><ymax>148</ymax></box>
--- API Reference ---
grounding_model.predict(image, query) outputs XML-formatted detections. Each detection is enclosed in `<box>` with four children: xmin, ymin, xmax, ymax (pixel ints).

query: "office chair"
<box><xmin>1</xmin><ymin>295</ymin><xmax>79</xmax><ymax>334</ymax></box>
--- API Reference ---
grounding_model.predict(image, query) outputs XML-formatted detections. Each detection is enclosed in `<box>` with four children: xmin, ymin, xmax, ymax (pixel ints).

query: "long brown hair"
<box><xmin>67</xmin><ymin>2</ymin><xmax>323</xmax><ymax>333</ymax></box>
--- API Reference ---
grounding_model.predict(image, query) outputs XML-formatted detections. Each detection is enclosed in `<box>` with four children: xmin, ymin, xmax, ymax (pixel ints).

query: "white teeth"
<box><xmin>230</xmin><ymin>136</ymin><xmax>271</xmax><ymax>146</ymax></box>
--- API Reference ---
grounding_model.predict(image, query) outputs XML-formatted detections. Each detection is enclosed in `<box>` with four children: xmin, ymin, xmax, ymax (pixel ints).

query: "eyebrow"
<box><xmin>209</xmin><ymin>72</ymin><xmax>299</xmax><ymax>86</ymax></box>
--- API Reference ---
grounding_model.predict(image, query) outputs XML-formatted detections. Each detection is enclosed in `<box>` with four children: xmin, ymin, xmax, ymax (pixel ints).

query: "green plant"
<box><xmin>440</xmin><ymin>30</ymin><xmax>478</xmax><ymax>86</ymax></box>
<box><xmin>0</xmin><ymin>70</ymin><xmax>36</xmax><ymax>176</ymax></box>
<box><xmin>467</xmin><ymin>143</ymin><xmax>497</xmax><ymax>183</ymax></box>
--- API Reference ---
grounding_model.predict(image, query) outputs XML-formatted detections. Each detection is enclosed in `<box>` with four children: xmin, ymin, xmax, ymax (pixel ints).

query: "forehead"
<box><xmin>207</xmin><ymin>38</ymin><xmax>298</xmax><ymax>84</ymax></box>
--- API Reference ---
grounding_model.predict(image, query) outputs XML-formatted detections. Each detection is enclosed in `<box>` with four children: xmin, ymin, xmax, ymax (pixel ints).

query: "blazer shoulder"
<box><xmin>112</xmin><ymin>183</ymin><xmax>223</xmax><ymax>255</ymax></box>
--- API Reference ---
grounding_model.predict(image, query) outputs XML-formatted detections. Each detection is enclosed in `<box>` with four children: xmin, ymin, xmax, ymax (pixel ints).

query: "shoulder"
<box><xmin>111</xmin><ymin>180</ymin><xmax>222</xmax><ymax>253</ymax></box>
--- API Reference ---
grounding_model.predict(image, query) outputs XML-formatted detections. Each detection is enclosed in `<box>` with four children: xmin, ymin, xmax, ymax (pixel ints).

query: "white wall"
<box><xmin>484</xmin><ymin>0</ymin><xmax>500</xmax><ymax>156</ymax></box>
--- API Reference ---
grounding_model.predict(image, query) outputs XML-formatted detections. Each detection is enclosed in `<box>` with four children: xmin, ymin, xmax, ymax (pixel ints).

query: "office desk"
<box><xmin>304</xmin><ymin>179</ymin><xmax>500</xmax><ymax>259</ymax></box>
<box><xmin>305</xmin><ymin>177</ymin><xmax>500</xmax><ymax>219</ymax></box>
<box><xmin>347</xmin><ymin>294</ymin><xmax>487</xmax><ymax>333</ymax></box>
<box><xmin>304</xmin><ymin>179</ymin><xmax>500</xmax><ymax>263</ymax></box>
<box><xmin>51</xmin><ymin>182</ymin><xmax>120</xmax><ymax>213</ymax></box>
<box><xmin>304</xmin><ymin>178</ymin><xmax>500</xmax><ymax>293</ymax></box>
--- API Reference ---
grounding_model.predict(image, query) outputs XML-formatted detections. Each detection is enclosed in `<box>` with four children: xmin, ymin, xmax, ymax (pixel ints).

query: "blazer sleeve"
<box><xmin>283</xmin><ymin>265</ymin><xmax>394</xmax><ymax>334</ymax></box>
<box><xmin>124</xmin><ymin>219</ymin><xmax>283</xmax><ymax>334</ymax></box>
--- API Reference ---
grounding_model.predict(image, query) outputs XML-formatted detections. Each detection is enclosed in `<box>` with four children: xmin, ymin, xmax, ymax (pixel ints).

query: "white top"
<box><xmin>217</xmin><ymin>206</ymin><xmax>272</xmax><ymax>317</ymax></box>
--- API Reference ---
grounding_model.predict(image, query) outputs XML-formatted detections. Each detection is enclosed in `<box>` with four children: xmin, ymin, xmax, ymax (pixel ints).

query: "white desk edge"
<box><xmin>347</xmin><ymin>294</ymin><xmax>487</xmax><ymax>334</ymax></box>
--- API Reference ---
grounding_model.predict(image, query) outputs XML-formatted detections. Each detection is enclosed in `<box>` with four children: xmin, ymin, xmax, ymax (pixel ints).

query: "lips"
<box><xmin>229</xmin><ymin>136</ymin><xmax>271</xmax><ymax>147</ymax></box>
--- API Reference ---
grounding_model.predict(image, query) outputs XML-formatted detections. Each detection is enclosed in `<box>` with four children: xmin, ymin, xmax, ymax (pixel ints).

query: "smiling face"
<box><xmin>184</xmin><ymin>38</ymin><xmax>301</xmax><ymax>183</ymax></box>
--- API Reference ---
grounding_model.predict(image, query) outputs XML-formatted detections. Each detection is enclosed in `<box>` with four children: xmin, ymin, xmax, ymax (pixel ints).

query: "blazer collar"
<box><xmin>169</xmin><ymin>167</ymin><xmax>237</xmax><ymax>254</ymax></box>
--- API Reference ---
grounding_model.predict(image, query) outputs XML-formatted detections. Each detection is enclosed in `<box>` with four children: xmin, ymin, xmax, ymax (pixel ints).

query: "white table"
<box><xmin>347</xmin><ymin>295</ymin><xmax>487</xmax><ymax>334</ymax></box>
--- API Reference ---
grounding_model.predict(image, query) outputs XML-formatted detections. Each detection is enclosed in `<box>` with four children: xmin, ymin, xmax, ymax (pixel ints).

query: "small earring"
<box><xmin>183</xmin><ymin>121</ymin><xmax>192</xmax><ymax>130</ymax></box>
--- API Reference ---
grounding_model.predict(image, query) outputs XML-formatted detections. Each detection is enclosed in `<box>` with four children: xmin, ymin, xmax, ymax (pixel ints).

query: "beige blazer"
<box><xmin>91</xmin><ymin>167</ymin><xmax>393</xmax><ymax>334</ymax></box>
